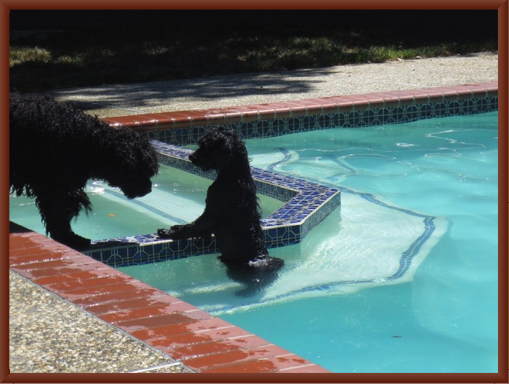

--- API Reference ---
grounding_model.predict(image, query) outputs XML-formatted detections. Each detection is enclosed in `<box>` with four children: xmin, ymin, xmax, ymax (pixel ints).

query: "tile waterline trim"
<box><xmin>101</xmin><ymin>82</ymin><xmax>498</xmax><ymax>143</ymax></box>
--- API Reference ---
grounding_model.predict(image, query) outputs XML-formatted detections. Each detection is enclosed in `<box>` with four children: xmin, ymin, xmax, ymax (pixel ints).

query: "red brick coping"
<box><xmin>101</xmin><ymin>82</ymin><xmax>498</xmax><ymax>130</ymax></box>
<box><xmin>10</xmin><ymin>227</ymin><xmax>329</xmax><ymax>373</ymax></box>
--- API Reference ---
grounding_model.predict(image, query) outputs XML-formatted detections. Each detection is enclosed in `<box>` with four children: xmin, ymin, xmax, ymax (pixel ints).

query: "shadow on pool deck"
<box><xmin>46</xmin><ymin>52</ymin><xmax>498</xmax><ymax>118</ymax></box>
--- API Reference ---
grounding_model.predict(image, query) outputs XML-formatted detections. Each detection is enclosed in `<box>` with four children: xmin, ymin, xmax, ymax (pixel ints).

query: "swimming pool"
<box><xmin>118</xmin><ymin>111</ymin><xmax>498</xmax><ymax>373</ymax></box>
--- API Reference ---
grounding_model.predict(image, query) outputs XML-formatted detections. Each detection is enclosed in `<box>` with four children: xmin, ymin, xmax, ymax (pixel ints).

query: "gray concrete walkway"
<box><xmin>48</xmin><ymin>52</ymin><xmax>498</xmax><ymax>118</ymax></box>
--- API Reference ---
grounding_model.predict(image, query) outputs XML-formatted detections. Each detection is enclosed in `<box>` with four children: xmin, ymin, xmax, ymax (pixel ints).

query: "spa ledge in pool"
<box><xmin>83</xmin><ymin>141</ymin><xmax>341</xmax><ymax>267</ymax></box>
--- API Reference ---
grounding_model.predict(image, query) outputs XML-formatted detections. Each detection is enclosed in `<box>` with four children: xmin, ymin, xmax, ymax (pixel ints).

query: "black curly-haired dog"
<box><xmin>9</xmin><ymin>93</ymin><xmax>159</xmax><ymax>249</ymax></box>
<box><xmin>158</xmin><ymin>126</ymin><xmax>284</xmax><ymax>294</ymax></box>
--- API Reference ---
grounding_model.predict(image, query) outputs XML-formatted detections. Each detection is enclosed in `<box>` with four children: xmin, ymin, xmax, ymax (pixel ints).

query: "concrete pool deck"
<box><xmin>48</xmin><ymin>52</ymin><xmax>498</xmax><ymax>118</ymax></box>
<box><xmin>9</xmin><ymin>52</ymin><xmax>498</xmax><ymax>374</ymax></box>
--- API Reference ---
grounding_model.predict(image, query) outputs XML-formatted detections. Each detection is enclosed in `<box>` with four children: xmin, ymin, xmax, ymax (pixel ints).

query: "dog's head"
<box><xmin>102</xmin><ymin>128</ymin><xmax>160</xmax><ymax>199</ymax></box>
<box><xmin>189</xmin><ymin>126</ymin><xmax>249</xmax><ymax>172</ymax></box>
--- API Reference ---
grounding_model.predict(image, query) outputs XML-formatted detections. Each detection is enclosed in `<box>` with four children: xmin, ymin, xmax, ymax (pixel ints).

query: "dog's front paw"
<box><xmin>52</xmin><ymin>231</ymin><xmax>91</xmax><ymax>250</ymax></box>
<box><xmin>157</xmin><ymin>225</ymin><xmax>188</xmax><ymax>239</ymax></box>
<box><xmin>157</xmin><ymin>228</ymin><xmax>174</xmax><ymax>239</ymax></box>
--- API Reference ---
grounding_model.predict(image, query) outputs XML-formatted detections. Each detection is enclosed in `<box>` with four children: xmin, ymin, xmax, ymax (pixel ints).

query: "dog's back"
<box><xmin>205</xmin><ymin>174</ymin><xmax>267</xmax><ymax>261</ymax></box>
<box><xmin>10</xmin><ymin>94</ymin><xmax>105</xmax><ymax>196</ymax></box>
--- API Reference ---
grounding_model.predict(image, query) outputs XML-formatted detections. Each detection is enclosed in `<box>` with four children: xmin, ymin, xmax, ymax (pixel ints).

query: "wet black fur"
<box><xmin>158</xmin><ymin>127</ymin><xmax>284</xmax><ymax>294</ymax></box>
<box><xmin>9</xmin><ymin>93</ymin><xmax>159</xmax><ymax>249</ymax></box>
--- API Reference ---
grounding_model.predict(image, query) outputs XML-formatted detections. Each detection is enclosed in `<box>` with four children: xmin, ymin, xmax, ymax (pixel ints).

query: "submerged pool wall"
<box><xmin>85</xmin><ymin>83</ymin><xmax>497</xmax><ymax>267</ymax></box>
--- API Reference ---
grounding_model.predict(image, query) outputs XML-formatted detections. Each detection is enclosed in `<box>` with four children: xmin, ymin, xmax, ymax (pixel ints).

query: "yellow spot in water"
<box><xmin>107</xmin><ymin>213</ymin><xmax>116</xmax><ymax>218</ymax></box>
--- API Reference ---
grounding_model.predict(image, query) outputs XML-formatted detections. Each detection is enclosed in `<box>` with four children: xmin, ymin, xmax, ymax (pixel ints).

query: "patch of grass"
<box><xmin>9</xmin><ymin>23</ymin><xmax>497</xmax><ymax>92</ymax></box>
<box><xmin>9</xmin><ymin>46</ymin><xmax>52</xmax><ymax>66</ymax></box>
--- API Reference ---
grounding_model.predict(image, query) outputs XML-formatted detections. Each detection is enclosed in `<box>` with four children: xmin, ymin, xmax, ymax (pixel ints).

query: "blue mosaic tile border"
<box><xmin>148</xmin><ymin>97</ymin><xmax>498</xmax><ymax>145</ymax></box>
<box><xmin>83</xmin><ymin>141</ymin><xmax>341</xmax><ymax>267</ymax></box>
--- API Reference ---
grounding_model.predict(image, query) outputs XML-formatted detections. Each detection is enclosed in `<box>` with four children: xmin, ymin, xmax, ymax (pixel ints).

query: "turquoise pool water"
<box><xmin>119</xmin><ymin>112</ymin><xmax>498</xmax><ymax>373</ymax></box>
<box><xmin>10</xmin><ymin>111</ymin><xmax>498</xmax><ymax>372</ymax></box>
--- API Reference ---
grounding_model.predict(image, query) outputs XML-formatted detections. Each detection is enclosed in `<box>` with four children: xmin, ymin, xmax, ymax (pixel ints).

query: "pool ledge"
<box><xmin>9</xmin><ymin>225</ymin><xmax>331</xmax><ymax>374</ymax></box>
<box><xmin>84</xmin><ymin>141</ymin><xmax>341</xmax><ymax>268</ymax></box>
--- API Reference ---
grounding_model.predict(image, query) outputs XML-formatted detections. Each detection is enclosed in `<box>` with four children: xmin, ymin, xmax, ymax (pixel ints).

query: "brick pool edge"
<box><xmin>9</xmin><ymin>226</ymin><xmax>329</xmax><ymax>374</ymax></box>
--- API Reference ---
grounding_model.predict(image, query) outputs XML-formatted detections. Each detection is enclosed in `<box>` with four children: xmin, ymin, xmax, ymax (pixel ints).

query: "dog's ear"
<box><xmin>214</xmin><ymin>132</ymin><xmax>234</xmax><ymax>168</ymax></box>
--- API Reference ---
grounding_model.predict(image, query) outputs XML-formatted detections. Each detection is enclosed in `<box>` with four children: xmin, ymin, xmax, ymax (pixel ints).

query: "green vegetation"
<box><xmin>10</xmin><ymin>23</ymin><xmax>497</xmax><ymax>92</ymax></box>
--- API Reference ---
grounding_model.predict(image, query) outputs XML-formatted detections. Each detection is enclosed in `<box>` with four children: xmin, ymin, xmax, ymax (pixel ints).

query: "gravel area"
<box><xmin>9</xmin><ymin>271</ymin><xmax>192</xmax><ymax>373</ymax></box>
<box><xmin>10</xmin><ymin>52</ymin><xmax>498</xmax><ymax>373</ymax></box>
<box><xmin>47</xmin><ymin>52</ymin><xmax>498</xmax><ymax>118</ymax></box>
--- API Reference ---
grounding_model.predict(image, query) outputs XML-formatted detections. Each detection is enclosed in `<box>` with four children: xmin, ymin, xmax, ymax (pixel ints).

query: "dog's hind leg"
<box><xmin>46</xmin><ymin>221</ymin><xmax>91</xmax><ymax>250</ymax></box>
<box><xmin>35</xmin><ymin>189</ymin><xmax>92</xmax><ymax>250</ymax></box>
<box><xmin>248</xmin><ymin>255</ymin><xmax>285</xmax><ymax>270</ymax></box>
<box><xmin>221</xmin><ymin>256</ymin><xmax>284</xmax><ymax>297</ymax></box>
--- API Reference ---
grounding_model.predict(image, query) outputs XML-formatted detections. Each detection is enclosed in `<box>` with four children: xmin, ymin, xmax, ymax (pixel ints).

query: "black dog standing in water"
<box><xmin>9</xmin><ymin>93</ymin><xmax>159</xmax><ymax>250</ymax></box>
<box><xmin>158</xmin><ymin>127</ymin><xmax>284</xmax><ymax>295</ymax></box>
